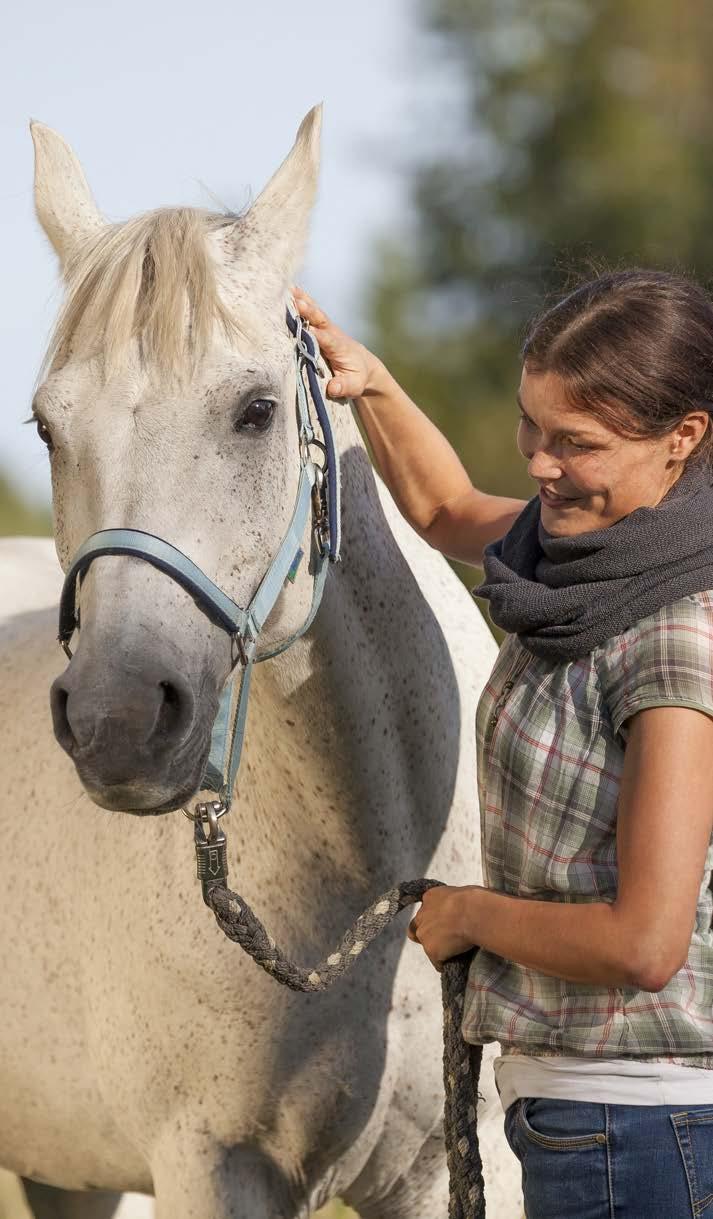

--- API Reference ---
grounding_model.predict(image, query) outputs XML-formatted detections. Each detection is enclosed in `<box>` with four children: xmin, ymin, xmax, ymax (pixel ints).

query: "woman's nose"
<box><xmin>527</xmin><ymin>447</ymin><xmax>563</xmax><ymax>482</ymax></box>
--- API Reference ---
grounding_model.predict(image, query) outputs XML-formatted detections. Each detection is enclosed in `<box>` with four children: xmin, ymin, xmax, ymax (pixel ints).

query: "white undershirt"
<box><xmin>494</xmin><ymin>1054</ymin><xmax>713</xmax><ymax>1112</ymax></box>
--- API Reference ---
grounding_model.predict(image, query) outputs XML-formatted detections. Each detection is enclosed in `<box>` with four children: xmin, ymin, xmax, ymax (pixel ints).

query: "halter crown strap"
<box><xmin>286</xmin><ymin>307</ymin><xmax>342</xmax><ymax>562</ymax></box>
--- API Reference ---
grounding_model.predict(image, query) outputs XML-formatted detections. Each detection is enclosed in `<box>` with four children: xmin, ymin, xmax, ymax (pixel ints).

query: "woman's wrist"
<box><xmin>458</xmin><ymin>884</ymin><xmax>490</xmax><ymax>942</ymax></box>
<box><xmin>358</xmin><ymin>352</ymin><xmax>391</xmax><ymax>399</ymax></box>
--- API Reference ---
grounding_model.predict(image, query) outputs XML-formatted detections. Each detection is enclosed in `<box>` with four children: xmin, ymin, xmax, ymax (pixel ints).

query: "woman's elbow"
<box><xmin>623</xmin><ymin>947</ymin><xmax>687</xmax><ymax>993</ymax></box>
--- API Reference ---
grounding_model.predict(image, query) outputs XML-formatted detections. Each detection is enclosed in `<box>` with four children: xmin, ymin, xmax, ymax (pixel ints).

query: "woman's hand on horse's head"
<box><xmin>292</xmin><ymin>286</ymin><xmax>382</xmax><ymax>402</ymax></box>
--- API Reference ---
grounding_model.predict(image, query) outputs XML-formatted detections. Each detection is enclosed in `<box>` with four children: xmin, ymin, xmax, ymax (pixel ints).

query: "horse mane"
<box><xmin>42</xmin><ymin>207</ymin><xmax>243</xmax><ymax>383</ymax></box>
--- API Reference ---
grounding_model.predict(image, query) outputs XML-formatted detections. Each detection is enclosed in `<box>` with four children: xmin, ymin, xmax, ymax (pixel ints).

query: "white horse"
<box><xmin>0</xmin><ymin>107</ymin><xmax>521</xmax><ymax>1219</ymax></box>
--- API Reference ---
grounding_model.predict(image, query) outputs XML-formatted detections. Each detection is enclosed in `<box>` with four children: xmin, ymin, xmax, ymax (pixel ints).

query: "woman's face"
<box><xmin>516</xmin><ymin>366</ymin><xmax>708</xmax><ymax>537</ymax></box>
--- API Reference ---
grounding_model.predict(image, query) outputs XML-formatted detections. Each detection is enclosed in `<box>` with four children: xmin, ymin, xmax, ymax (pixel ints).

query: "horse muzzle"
<box><xmin>50</xmin><ymin>646</ymin><xmax>215</xmax><ymax>813</ymax></box>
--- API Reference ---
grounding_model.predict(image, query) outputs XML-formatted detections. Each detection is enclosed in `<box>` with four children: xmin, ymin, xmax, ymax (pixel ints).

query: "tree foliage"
<box><xmin>368</xmin><ymin>0</ymin><xmax>713</xmax><ymax>520</ymax></box>
<box><xmin>0</xmin><ymin>474</ymin><xmax>50</xmax><ymax>537</ymax></box>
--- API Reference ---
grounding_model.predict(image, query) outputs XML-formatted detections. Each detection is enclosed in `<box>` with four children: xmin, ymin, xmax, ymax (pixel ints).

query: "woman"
<box><xmin>293</xmin><ymin>269</ymin><xmax>713</xmax><ymax>1218</ymax></box>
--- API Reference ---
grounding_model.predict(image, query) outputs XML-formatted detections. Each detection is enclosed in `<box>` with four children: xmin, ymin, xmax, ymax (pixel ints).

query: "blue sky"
<box><xmin>0</xmin><ymin>0</ymin><xmax>442</xmax><ymax>506</ymax></box>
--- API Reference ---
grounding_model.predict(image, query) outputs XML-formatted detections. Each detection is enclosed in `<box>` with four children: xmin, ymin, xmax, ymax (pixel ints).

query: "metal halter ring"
<box><xmin>182</xmin><ymin>799</ymin><xmax>229</xmax><ymax>827</ymax></box>
<box><xmin>308</xmin><ymin>436</ymin><xmax>327</xmax><ymax>469</ymax></box>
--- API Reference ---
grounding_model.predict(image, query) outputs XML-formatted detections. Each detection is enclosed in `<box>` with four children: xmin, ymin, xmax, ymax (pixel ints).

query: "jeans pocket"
<box><xmin>518</xmin><ymin>1097</ymin><xmax>608</xmax><ymax>1151</ymax></box>
<box><xmin>671</xmin><ymin>1108</ymin><xmax>713</xmax><ymax>1216</ymax></box>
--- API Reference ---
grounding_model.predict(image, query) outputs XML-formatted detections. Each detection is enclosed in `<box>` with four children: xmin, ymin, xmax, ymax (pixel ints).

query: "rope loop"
<box><xmin>204</xmin><ymin>874</ymin><xmax>486</xmax><ymax>1217</ymax></box>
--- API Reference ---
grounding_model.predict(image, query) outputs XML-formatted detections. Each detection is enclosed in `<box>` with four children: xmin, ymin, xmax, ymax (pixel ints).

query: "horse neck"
<box><xmin>245</xmin><ymin>401</ymin><xmax>460</xmax><ymax>889</ymax></box>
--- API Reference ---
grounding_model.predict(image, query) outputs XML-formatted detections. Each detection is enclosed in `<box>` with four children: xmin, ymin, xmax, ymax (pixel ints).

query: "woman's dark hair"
<box><xmin>521</xmin><ymin>268</ymin><xmax>713</xmax><ymax>469</ymax></box>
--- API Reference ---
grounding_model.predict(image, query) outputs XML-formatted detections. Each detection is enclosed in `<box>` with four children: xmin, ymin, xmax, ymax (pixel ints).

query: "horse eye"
<box><xmin>235</xmin><ymin>399</ymin><xmax>276</xmax><ymax>433</ymax></box>
<box><xmin>36</xmin><ymin>417</ymin><xmax>54</xmax><ymax>451</ymax></box>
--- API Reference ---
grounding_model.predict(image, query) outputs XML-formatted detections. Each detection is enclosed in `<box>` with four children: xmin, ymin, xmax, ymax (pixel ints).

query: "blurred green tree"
<box><xmin>366</xmin><ymin>0</ymin><xmax>713</xmax><ymax>607</ymax></box>
<box><xmin>0</xmin><ymin>474</ymin><xmax>50</xmax><ymax>536</ymax></box>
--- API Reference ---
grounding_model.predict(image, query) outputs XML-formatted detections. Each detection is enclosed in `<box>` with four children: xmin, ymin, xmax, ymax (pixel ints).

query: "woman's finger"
<box><xmin>299</xmin><ymin>301</ymin><xmax>329</xmax><ymax>328</ymax></box>
<box><xmin>325</xmin><ymin>373</ymin><xmax>362</xmax><ymax>401</ymax></box>
<box><xmin>293</xmin><ymin>290</ymin><xmax>330</xmax><ymax>329</ymax></box>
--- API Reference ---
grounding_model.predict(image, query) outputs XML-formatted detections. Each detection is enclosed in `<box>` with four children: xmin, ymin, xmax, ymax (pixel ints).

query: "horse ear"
<box><xmin>30</xmin><ymin>121</ymin><xmax>104</xmax><ymax>268</ymax></box>
<box><xmin>233</xmin><ymin>104</ymin><xmax>322</xmax><ymax>295</ymax></box>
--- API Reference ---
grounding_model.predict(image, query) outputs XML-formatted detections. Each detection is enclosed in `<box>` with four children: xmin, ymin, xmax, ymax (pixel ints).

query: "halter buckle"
<box><xmin>232</xmin><ymin>630</ymin><xmax>252</xmax><ymax>668</ymax></box>
<box><xmin>294</xmin><ymin>315</ymin><xmax>323</xmax><ymax>373</ymax></box>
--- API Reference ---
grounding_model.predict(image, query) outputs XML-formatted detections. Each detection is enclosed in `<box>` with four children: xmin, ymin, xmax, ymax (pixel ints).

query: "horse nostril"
<box><xmin>50</xmin><ymin>681</ymin><xmax>76</xmax><ymax>755</ymax></box>
<box><xmin>156</xmin><ymin>678</ymin><xmax>195</xmax><ymax>742</ymax></box>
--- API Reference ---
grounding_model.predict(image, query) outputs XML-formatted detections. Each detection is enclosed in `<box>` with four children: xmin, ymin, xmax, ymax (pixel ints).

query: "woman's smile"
<box><xmin>539</xmin><ymin>485</ymin><xmax>580</xmax><ymax>507</ymax></box>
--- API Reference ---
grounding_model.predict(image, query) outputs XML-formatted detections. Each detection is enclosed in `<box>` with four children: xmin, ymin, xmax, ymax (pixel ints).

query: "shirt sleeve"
<box><xmin>594</xmin><ymin>592</ymin><xmax>713</xmax><ymax>745</ymax></box>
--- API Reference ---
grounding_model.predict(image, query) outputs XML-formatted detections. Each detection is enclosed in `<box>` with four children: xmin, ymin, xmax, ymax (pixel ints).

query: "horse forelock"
<box><xmin>41</xmin><ymin>206</ymin><xmax>258</xmax><ymax>386</ymax></box>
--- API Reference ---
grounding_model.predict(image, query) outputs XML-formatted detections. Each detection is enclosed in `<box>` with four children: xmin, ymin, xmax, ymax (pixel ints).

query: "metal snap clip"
<box><xmin>182</xmin><ymin>799</ymin><xmax>229</xmax><ymax>829</ymax></box>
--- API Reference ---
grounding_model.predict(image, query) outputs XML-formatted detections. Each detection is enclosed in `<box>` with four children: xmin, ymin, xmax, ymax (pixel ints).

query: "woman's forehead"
<box><xmin>518</xmin><ymin>368</ymin><xmax>612</xmax><ymax>440</ymax></box>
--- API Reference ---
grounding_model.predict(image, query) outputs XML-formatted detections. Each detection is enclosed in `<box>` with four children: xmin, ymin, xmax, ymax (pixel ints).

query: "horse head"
<box><xmin>31</xmin><ymin>107</ymin><xmax>328</xmax><ymax>814</ymax></box>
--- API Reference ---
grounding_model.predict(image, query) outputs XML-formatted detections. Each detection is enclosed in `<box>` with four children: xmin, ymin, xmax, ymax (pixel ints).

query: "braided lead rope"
<box><xmin>206</xmin><ymin>878</ymin><xmax>486</xmax><ymax>1219</ymax></box>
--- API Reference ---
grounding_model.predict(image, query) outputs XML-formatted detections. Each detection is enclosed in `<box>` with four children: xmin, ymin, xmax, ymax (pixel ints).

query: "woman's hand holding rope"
<box><xmin>408</xmin><ymin>884</ymin><xmax>485</xmax><ymax>971</ymax></box>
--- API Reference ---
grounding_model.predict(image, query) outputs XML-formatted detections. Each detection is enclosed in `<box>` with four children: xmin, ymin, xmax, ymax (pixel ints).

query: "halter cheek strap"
<box><xmin>57</xmin><ymin>305</ymin><xmax>341</xmax><ymax>812</ymax></box>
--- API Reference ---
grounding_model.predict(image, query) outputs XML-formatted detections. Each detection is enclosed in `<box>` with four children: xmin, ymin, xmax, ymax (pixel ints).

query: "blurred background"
<box><xmin>5</xmin><ymin>1</ymin><xmax>713</xmax><ymax>598</ymax></box>
<box><xmin>3</xmin><ymin>0</ymin><xmax>713</xmax><ymax>1213</ymax></box>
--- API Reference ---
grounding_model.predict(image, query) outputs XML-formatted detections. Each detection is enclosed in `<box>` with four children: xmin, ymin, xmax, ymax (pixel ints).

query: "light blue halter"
<box><xmin>57</xmin><ymin>304</ymin><xmax>341</xmax><ymax>841</ymax></box>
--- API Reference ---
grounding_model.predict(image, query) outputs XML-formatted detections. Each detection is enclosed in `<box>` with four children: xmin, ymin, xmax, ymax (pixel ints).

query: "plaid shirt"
<box><xmin>461</xmin><ymin>591</ymin><xmax>713</xmax><ymax>1064</ymax></box>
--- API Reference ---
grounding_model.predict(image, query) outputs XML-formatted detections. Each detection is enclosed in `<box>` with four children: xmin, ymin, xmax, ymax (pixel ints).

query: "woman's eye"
<box><xmin>36</xmin><ymin>418</ymin><xmax>54</xmax><ymax>451</ymax></box>
<box><xmin>517</xmin><ymin>412</ymin><xmax>588</xmax><ymax>452</ymax></box>
<box><xmin>235</xmin><ymin>399</ymin><xmax>276</xmax><ymax>433</ymax></box>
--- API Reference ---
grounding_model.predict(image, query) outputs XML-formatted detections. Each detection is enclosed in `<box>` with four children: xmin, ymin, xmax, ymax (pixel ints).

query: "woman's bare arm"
<box><xmin>292</xmin><ymin>289</ymin><xmax>527</xmax><ymax>566</ymax></box>
<box><xmin>354</xmin><ymin>362</ymin><xmax>527</xmax><ymax>564</ymax></box>
<box><xmin>411</xmin><ymin>703</ymin><xmax>713</xmax><ymax>989</ymax></box>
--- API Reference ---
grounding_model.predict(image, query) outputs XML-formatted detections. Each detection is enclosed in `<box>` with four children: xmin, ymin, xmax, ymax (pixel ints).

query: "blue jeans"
<box><xmin>504</xmin><ymin>1096</ymin><xmax>713</xmax><ymax>1217</ymax></box>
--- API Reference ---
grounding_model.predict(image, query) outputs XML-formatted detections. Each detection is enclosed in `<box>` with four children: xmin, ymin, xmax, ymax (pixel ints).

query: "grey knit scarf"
<box><xmin>472</xmin><ymin>460</ymin><xmax>713</xmax><ymax>661</ymax></box>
